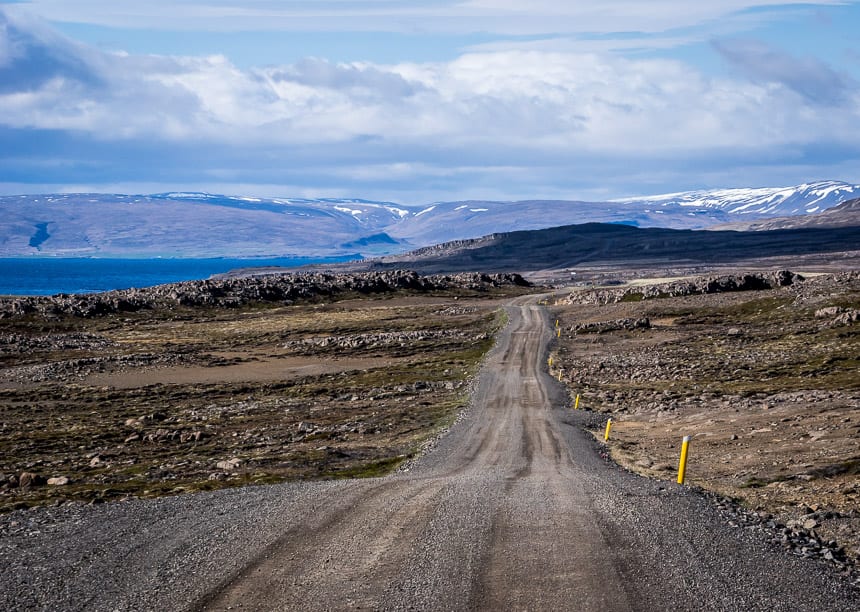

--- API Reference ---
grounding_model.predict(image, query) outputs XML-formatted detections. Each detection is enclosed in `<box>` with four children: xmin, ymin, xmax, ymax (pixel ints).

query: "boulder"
<box><xmin>216</xmin><ymin>458</ymin><xmax>241</xmax><ymax>471</ymax></box>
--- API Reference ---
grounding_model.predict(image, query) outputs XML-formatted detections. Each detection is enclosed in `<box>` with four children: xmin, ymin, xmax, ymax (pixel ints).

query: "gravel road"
<box><xmin>1</xmin><ymin>297</ymin><xmax>857</xmax><ymax>611</ymax></box>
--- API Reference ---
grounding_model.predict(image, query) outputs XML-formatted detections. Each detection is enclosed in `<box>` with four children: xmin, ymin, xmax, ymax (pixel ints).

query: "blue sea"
<box><xmin>0</xmin><ymin>257</ymin><xmax>358</xmax><ymax>296</ymax></box>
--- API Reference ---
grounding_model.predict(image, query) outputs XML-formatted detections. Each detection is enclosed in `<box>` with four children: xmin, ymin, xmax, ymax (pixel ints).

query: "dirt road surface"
<box><xmin>1</xmin><ymin>298</ymin><xmax>857</xmax><ymax>610</ymax></box>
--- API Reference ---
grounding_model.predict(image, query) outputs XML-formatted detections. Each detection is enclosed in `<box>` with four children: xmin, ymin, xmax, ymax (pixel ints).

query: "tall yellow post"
<box><xmin>677</xmin><ymin>435</ymin><xmax>691</xmax><ymax>484</ymax></box>
<box><xmin>548</xmin><ymin>356</ymin><xmax>553</xmax><ymax>367</ymax></box>
<box><xmin>604</xmin><ymin>418</ymin><xmax>612</xmax><ymax>441</ymax></box>
<box><xmin>557</xmin><ymin>328</ymin><xmax>561</xmax><ymax>338</ymax></box>
<box><xmin>556</xmin><ymin>319</ymin><xmax>559</xmax><ymax>327</ymax></box>
<box><xmin>574</xmin><ymin>394</ymin><xmax>580</xmax><ymax>410</ymax></box>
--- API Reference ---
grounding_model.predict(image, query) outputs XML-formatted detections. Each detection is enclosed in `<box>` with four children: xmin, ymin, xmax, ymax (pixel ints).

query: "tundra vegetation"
<box><xmin>0</xmin><ymin>272</ymin><xmax>530</xmax><ymax>511</ymax></box>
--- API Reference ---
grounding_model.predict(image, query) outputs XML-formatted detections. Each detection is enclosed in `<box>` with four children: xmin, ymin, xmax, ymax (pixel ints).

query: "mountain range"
<box><xmin>1</xmin><ymin>181</ymin><xmax>858</xmax><ymax>258</ymax></box>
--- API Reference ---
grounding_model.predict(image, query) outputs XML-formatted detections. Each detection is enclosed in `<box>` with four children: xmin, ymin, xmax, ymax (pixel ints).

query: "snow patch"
<box><xmin>334</xmin><ymin>206</ymin><xmax>363</xmax><ymax>217</ymax></box>
<box><xmin>384</xmin><ymin>206</ymin><xmax>410</xmax><ymax>218</ymax></box>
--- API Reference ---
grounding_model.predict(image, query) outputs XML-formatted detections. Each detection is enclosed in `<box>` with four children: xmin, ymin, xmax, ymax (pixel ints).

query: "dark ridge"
<box><xmin>340</xmin><ymin>233</ymin><xmax>401</xmax><ymax>249</ymax></box>
<box><xmin>362</xmin><ymin>223</ymin><xmax>860</xmax><ymax>273</ymax></box>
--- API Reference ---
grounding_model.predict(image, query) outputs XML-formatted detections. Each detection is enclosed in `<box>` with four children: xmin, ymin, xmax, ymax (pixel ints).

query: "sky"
<box><xmin>1</xmin><ymin>1</ymin><xmax>859</xmax><ymax>204</ymax></box>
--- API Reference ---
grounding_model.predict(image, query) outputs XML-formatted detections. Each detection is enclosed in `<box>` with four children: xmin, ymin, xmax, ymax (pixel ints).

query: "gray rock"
<box><xmin>216</xmin><ymin>459</ymin><xmax>241</xmax><ymax>471</ymax></box>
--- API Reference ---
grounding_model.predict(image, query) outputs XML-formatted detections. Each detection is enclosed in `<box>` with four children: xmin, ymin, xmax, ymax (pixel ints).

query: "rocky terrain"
<box><xmin>0</xmin><ymin>272</ymin><xmax>531</xmax><ymax>512</ymax></box>
<box><xmin>1</xmin><ymin>289</ymin><xmax>858</xmax><ymax>611</ymax></box>
<box><xmin>564</xmin><ymin>270</ymin><xmax>802</xmax><ymax>305</ymax></box>
<box><xmin>0</xmin><ymin>270</ymin><xmax>528</xmax><ymax>318</ymax></box>
<box><xmin>548</xmin><ymin>270</ymin><xmax>860</xmax><ymax>571</ymax></box>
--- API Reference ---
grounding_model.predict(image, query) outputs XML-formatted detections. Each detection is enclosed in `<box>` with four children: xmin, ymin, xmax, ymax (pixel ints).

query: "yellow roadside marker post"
<box><xmin>548</xmin><ymin>356</ymin><xmax>553</xmax><ymax>367</ymax></box>
<box><xmin>677</xmin><ymin>436</ymin><xmax>691</xmax><ymax>484</ymax></box>
<box><xmin>604</xmin><ymin>418</ymin><xmax>612</xmax><ymax>441</ymax></box>
<box><xmin>557</xmin><ymin>328</ymin><xmax>561</xmax><ymax>338</ymax></box>
<box><xmin>574</xmin><ymin>394</ymin><xmax>580</xmax><ymax>410</ymax></box>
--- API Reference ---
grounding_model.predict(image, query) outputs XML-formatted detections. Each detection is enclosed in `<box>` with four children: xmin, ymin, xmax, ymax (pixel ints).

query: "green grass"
<box><xmin>328</xmin><ymin>456</ymin><xmax>408</xmax><ymax>479</ymax></box>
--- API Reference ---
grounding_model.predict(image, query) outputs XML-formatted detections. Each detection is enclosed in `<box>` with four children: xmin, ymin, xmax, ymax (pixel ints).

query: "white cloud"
<box><xmin>3</xmin><ymin>16</ymin><xmax>859</xmax><ymax>153</ymax></box>
<box><xmin>2</xmin><ymin>5</ymin><xmax>859</xmax><ymax>200</ymax></box>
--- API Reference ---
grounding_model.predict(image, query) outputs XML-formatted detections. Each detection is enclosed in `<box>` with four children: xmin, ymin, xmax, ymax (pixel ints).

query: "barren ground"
<box><xmin>548</xmin><ymin>271</ymin><xmax>860</xmax><ymax>562</ymax></box>
<box><xmin>1</xmin><ymin>293</ymin><xmax>856</xmax><ymax>611</ymax></box>
<box><xmin>0</xmin><ymin>290</ymin><xmax>524</xmax><ymax>510</ymax></box>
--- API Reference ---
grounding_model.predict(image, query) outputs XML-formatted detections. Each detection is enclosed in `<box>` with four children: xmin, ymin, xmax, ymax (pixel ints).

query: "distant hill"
<box><xmin>355</xmin><ymin>222</ymin><xmax>860</xmax><ymax>274</ymax></box>
<box><xmin>1</xmin><ymin>181</ymin><xmax>858</xmax><ymax>257</ymax></box>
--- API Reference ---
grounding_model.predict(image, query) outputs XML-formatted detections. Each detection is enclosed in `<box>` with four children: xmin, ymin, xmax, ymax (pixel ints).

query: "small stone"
<box><xmin>216</xmin><ymin>458</ymin><xmax>241</xmax><ymax>471</ymax></box>
<box><xmin>803</xmin><ymin>518</ymin><xmax>818</xmax><ymax>530</ymax></box>
<box><xmin>730</xmin><ymin>434</ymin><xmax>739</xmax><ymax>440</ymax></box>
<box><xmin>89</xmin><ymin>456</ymin><xmax>102</xmax><ymax>467</ymax></box>
<box><xmin>47</xmin><ymin>476</ymin><xmax>70</xmax><ymax>486</ymax></box>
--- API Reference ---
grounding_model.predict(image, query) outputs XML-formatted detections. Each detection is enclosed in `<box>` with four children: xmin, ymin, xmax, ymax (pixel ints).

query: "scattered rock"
<box><xmin>216</xmin><ymin>459</ymin><xmax>241</xmax><ymax>471</ymax></box>
<box><xmin>815</xmin><ymin>306</ymin><xmax>844</xmax><ymax>318</ymax></box>
<box><xmin>567</xmin><ymin>271</ymin><xmax>804</xmax><ymax>306</ymax></box>
<box><xmin>46</xmin><ymin>476</ymin><xmax>70</xmax><ymax>486</ymax></box>
<box><xmin>572</xmin><ymin>318</ymin><xmax>651</xmax><ymax>334</ymax></box>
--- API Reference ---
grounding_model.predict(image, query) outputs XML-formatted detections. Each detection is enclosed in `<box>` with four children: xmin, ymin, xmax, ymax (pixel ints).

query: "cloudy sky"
<box><xmin>1</xmin><ymin>1</ymin><xmax>859</xmax><ymax>203</ymax></box>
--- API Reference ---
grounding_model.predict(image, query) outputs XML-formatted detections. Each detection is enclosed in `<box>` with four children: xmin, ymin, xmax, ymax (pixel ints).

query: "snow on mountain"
<box><xmin>1</xmin><ymin>181</ymin><xmax>858</xmax><ymax>258</ymax></box>
<box><xmin>612</xmin><ymin>180</ymin><xmax>860</xmax><ymax>217</ymax></box>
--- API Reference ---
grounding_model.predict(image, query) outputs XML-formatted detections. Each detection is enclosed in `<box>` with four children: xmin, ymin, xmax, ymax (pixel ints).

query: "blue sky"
<box><xmin>1</xmin><ymin>1</ymin><xmax>859</xmax><ymax>203</ymax></box>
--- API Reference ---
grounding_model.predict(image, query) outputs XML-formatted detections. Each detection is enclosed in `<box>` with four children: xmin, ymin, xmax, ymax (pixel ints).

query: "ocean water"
<box><xmin>0</xmin><ymin>257</ymin><xmax>358</xmax><ymax>296</ymax></box>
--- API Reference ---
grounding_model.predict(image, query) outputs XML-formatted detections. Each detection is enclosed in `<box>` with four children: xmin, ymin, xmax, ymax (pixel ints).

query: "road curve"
<box><xmin>1</xmin><ymin>299</ymin><xmax>857</xmax><ymax>611</ymax></box>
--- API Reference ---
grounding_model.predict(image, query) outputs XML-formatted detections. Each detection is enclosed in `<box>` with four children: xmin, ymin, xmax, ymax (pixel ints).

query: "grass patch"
<box><xmin>328</xmin><ymin>456</ymin><xmax>407</xmax><ymax>479</ymax></box>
